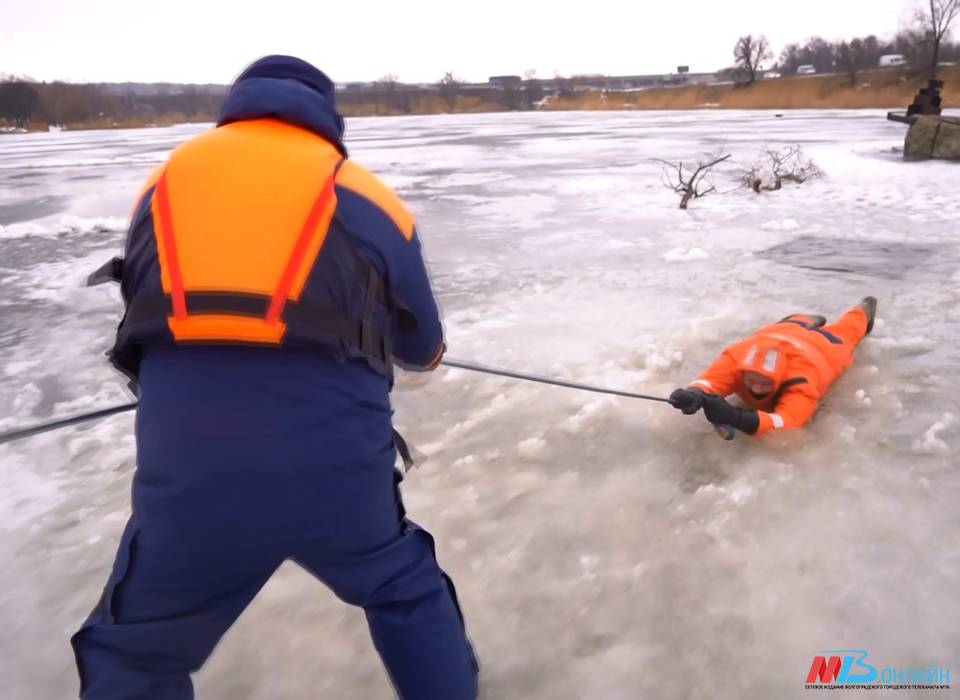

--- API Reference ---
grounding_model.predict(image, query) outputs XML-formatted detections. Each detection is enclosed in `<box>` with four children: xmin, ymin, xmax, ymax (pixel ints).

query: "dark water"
<box><xmin>759</xmin><ymin>235</ymin><xmax>951</xmax><ymax>281</ymax></box>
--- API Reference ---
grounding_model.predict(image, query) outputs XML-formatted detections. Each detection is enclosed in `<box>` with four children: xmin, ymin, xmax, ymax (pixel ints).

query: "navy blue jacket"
<box><xmin>116</xmin><ymin>56</ymin><xmax>443</xmax><ymax>480</ymax></box>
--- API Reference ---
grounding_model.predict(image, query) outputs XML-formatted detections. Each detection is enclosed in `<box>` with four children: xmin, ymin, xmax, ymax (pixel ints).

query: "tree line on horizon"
<box><xmin>731</xmin><ymin>0</ymin><xmax>960</xmax><ymax>85</ymax></box>
<box><xmin>2</xmin><ymin>1</ymin><xmax>958</xmax><ymax>128</ymax></box>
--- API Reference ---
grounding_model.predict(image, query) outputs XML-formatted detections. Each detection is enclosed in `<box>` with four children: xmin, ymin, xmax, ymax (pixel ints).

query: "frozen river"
<box><xmin>1</xmin><ymin>110</ymin><xmax>958</xmax><ymax>698</ymax></box>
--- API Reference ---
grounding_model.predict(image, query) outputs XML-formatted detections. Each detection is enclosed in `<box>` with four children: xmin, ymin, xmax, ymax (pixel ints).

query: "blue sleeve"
<box><xmin>385</xmin><ymin>225</ymin><xmax>445</xmax><ymax>368</ymax></box>
<box><xmin>334</xmin><ymin>186</ymin><xmax>444</xmax><ymax>369</ymax></box>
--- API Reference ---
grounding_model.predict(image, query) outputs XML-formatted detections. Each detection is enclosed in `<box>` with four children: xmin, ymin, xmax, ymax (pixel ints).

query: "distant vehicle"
<box><xmin>763</xmin><ymin>72</ymin><xmax>782</xmax><ymax>79</ymax></box>
<box><xmin>879</xmin><ymin>54</ymin><xmax>907</xmax><ymax>67</ymax></box>
<box><xmin>797</xmin><ymin>65</ymin><xmax>817</xmax><ymax>75</ymax></box>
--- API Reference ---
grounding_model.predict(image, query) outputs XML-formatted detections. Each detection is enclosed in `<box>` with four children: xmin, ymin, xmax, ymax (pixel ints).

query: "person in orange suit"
<box><xmin>669</xmin><ymin>297</ymin><xmax>877</xmax><ymax>435</ymax></box>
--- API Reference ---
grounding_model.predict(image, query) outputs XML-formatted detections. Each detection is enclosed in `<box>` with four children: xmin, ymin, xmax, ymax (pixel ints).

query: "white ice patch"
<box><xmin>51</xmin><ymin>385</ymin><xmax>133</xmax><ymax>415</ymax></box>
<box><xmin>662</xmin><ymin>247</ymin><xmax>709</xmax><ymax>262</ymax></box>
<box><xmin>726</xmin><ymin>479</ymin><xmax>756</xmax><ymax>506</ymax></box>
<box><xmin>0</xmin><ymin>215</ymin><xmax>127</xmax><ymax>240</ymax></box>
<box><xmin>2</xmin><ymin>359</ymin><xmax>42</xmax><ymax>379</ymax></box>
<box><xmin>761</xmin><ymin>218</ymin><xmax>800</xmax><ymax>231</ymax></box>
<box><xmin>912</xmin><ymin>413</ymin><xmax>956</xmax><ymax>453</ymax></box>
<box><xmin>563</xmin><ymin>399</ymin><xmax>613</xmax><ymax>434</ymax></box>
<box><xmin>640</xmin><ymin>346</ymin><xmax>684</xmax><ymax>372</ymax></box>
<box><xmin>579</xmin><ymin>554</ymin><xmax>599</xmax><ymax>580</ymax></box>
<box><xmin>695</xmin><ymin>477</ymin><xmax>756</xmax><ymax>507</ymax></box>
<box><xmin>416</xmin><ymin>441</ymin><xmax>446</xmax><ymax>456</ymax></box>
<box><xmin>441</xmin><ymin>368</ymin><xmax>467</xmax><ymax>382</ymax></box>
<box><xmin>468</xmin><ymin>194</ymin><xmax>556</xmax><ymax>230</ymax></box>
<box><xmin>517</xmin><ymin>436</ymin><xmax>547</xmax><ymax>458</ymax></box>
<box><xmin>873</xmin><ymin>336</ymin><xmax>937</xmax><ymax>357</ymax></box>
<box><xmin>0</xmin><ymin>447</ymin><xmax>69</xmax><ymax>531</ymax></box>
<box><xmin>5</xmin><ymin>382</ymin><xmax>43</xmax><ymax>420</ymax></box>
<box><xmin>8</xmin><ymin>248</ymin><xmax>122</xmax><ymax>306</ymax></box>
<box><xmin>446</xmin><ymin>393</ymin><xmax>513</xmax><ymax>435</ymax></box>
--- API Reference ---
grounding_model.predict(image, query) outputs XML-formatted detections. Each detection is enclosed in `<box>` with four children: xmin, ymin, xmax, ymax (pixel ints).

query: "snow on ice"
<box><xmin>1</xmin><ymin>110</ymin><xmax>959</xmax><ymax>699</ymax></box>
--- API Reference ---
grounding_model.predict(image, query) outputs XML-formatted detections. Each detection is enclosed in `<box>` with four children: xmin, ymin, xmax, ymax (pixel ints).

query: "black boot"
<box><xmin>858</xmin><ymin>296</ymin><xmax>878</xmax><ymax>334</ymax></box>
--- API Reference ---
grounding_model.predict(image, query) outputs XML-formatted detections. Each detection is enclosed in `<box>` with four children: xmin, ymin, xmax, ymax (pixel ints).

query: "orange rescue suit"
<box><xmin>688</xmin><ymin>309</ymin><xmax>868</xmax><ymax>434</ymax></box>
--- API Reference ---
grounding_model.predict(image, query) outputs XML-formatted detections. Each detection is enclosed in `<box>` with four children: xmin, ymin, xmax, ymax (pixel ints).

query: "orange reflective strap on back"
<box><xmin>152</xmin><ymin>174</ymin><xmax>187</xmax><ymax>320</ymax></box>
<box><xmin>151</xmin><ymin>159</ymin><xmax>342</xmax><ymax>342</ymax></box>
<box><xmin>168</xmin><ymin>315</ymin><xmax>285</xmax><ymax>344</ymax></box>
<box><xmin>266</xmin><ymin>168</ymin><xmax>339</xmax><ymax>324</ymax></box>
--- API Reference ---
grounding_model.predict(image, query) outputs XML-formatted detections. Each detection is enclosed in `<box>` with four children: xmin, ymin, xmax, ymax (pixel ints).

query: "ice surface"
<box><xmin>663</xmin><ymin>246</ymin><xmax>709</xmax><ymax>262</ymax></box>
<box><xmin>1</xmin><ymin>110</ymin><xmax>959</xmax><ymax>699</ymax></box>
<box><xmin>517</xmin><ymin>436</ymin><xmax>548</xmax><ymax>458</ymax></box>
<box><xmin>0</xmin><ymin>215</ymin><xmax>127</xmax><ymax>240</ymax></box>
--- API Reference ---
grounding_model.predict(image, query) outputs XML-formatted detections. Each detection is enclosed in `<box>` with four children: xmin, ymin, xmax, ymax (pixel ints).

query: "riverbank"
<box><xmin>3</xmin><ymin>66</ymin><xmax>957</xmax><ymax>132</ymax></box>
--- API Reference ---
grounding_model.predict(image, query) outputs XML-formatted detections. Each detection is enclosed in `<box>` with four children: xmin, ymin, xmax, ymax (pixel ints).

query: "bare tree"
<box><xmin>780</xmin><ymin>34</ymin><xmax>914</xmax><ymax>75</ymax></box>
<box><xmin>734</xmin><ymin>35</ymin><xmax>773</xmax><ymax>84</ymax></box>
<box><xmin>437</xmin><ymin>72</ymin><xmax>463</xmax><ymax>111</ymax></box>
<box><xmin>916</xmin><ymin>0</ymin><xmax>960</xmax><ymax>78</ymax></box>
<box><xmin>553</xmin><ymin>71</ymin><xmax>575</xmax><ymax>98</ymax></box>
<box><xmin>372</xmin><ymin>74</ymin><xmax>401</xmax><ymax>113</ymax></box>
<box><xmin>835</xmin><ymin>39</ymin><xmax>865</xmax><ymax>87</ymax></box>
<box><xmin>522</xmin><ymin>69</ymin><xmax>544</xmax><ymax>110</ymax></box>
<box><xmin>0</xmin><ymin>81</ymin><xmax>42</xmax><ymax>128</ymax></box>
<box><xmin>740</xmin><ymin>146</ymin><xmax>822</xmax><ymax>194</ymax></box>
<box><xmin>655</xmin><ymin>154</ymin><xmax>732</xmax><ymax>209</ymax></box>
<box><xmin>375</xmin><ymin>73</ymin><xmax>399</xmax><ymax>89</ymax></box>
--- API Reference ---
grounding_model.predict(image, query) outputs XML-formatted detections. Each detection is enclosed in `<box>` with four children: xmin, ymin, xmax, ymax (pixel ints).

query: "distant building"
<box><xmin>98</xmin><ymin>82</ymin><xmax>228</xmax><ymax>97</ymax></box>
<box><xmin>488</xmin><ymin>75</ymin><xmax>523</xmax><ymax>88</ymax></box>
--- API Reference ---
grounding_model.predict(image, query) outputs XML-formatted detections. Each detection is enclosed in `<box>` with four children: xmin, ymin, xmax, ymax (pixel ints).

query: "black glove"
<box><xmin>700</xmin><ymin>394</ymin><xmax>760</xmax><ymax>435</ymax></box>
<box><xmin>669</xmin><ymin>388</ymin><xmax>707</xmax><ymax>415</ymax></box>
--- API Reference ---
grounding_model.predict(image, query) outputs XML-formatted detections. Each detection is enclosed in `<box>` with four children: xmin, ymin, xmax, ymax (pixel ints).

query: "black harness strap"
<box><xmin>123</xmin><ymin>292</ymin><xmax>364</xmax><ymax>347</ymax></box>
<box><xmin>779</xmin><ymin>319</ymin><xmax>843</xmax><ymax>345</ymax></box>
<box><xmin>86</xmin><ymin>257</ymin><xmax>124</xmax><ymax>286</ymax></box>
<box><xmin>766</xmin><ymin>376</ymin><xmax>809</xmax><ymax>411</ymax></box>
<box><xmin>392</xmin><ymin>428</ymin><xmax>416</xmax><ymax>471</ymax></box>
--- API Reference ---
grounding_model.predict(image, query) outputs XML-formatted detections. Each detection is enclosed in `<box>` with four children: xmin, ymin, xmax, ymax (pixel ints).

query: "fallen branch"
<box><xmin>740</xmin><ymin>145</ymin><xmax>822</xmax><ymax>193</ymax></box>
<box><xmin>655</xmin><ymin>153</ymin><xmax>732</xmax><ymax>209</ymax></box>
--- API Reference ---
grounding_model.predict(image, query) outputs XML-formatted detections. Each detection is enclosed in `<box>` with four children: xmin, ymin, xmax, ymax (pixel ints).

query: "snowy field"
<box><xmin>1</xmin><ymin>110</ymin><xmax>958</xmax><ymax>699</ymax></box>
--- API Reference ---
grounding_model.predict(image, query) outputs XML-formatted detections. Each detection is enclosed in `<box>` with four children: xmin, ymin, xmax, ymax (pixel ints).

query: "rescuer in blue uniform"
<box><xmin>72</xmin><ymin>55</ymin><xmax>478</xmax><ymax>700</ymax></box>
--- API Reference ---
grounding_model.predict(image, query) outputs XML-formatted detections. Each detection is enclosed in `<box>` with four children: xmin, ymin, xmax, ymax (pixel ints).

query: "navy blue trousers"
<box><xmin>71</xmin><ymin>347</ymin><xmax>477</xmax><ymax>699</ymax></box>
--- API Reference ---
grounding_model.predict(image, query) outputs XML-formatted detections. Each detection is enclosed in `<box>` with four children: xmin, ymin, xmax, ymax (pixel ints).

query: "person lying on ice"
<box><xmin>669</xmin><ymin>297</ymin><xmax>877</xmax><ymax>436</ymax></box>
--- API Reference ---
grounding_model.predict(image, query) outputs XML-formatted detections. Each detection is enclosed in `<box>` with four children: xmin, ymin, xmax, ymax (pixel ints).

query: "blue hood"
<box><xmin>218</xmin><ymin>55</ymin><xmax>347</xmax><ymax>156</ymax></box>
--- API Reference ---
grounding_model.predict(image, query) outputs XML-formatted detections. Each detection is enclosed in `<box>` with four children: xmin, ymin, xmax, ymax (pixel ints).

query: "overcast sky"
<box><xmin>1</xmin><ymin>0</ymin><xmax>919</xmax><ymax>84</ymax></box>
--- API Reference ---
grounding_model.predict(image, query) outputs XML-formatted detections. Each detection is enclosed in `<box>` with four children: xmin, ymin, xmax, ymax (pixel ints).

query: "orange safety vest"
<box><xmin>93</xmin><ymin>120</ymin><xmax>395</xmax><ymax>381</ymax></box>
